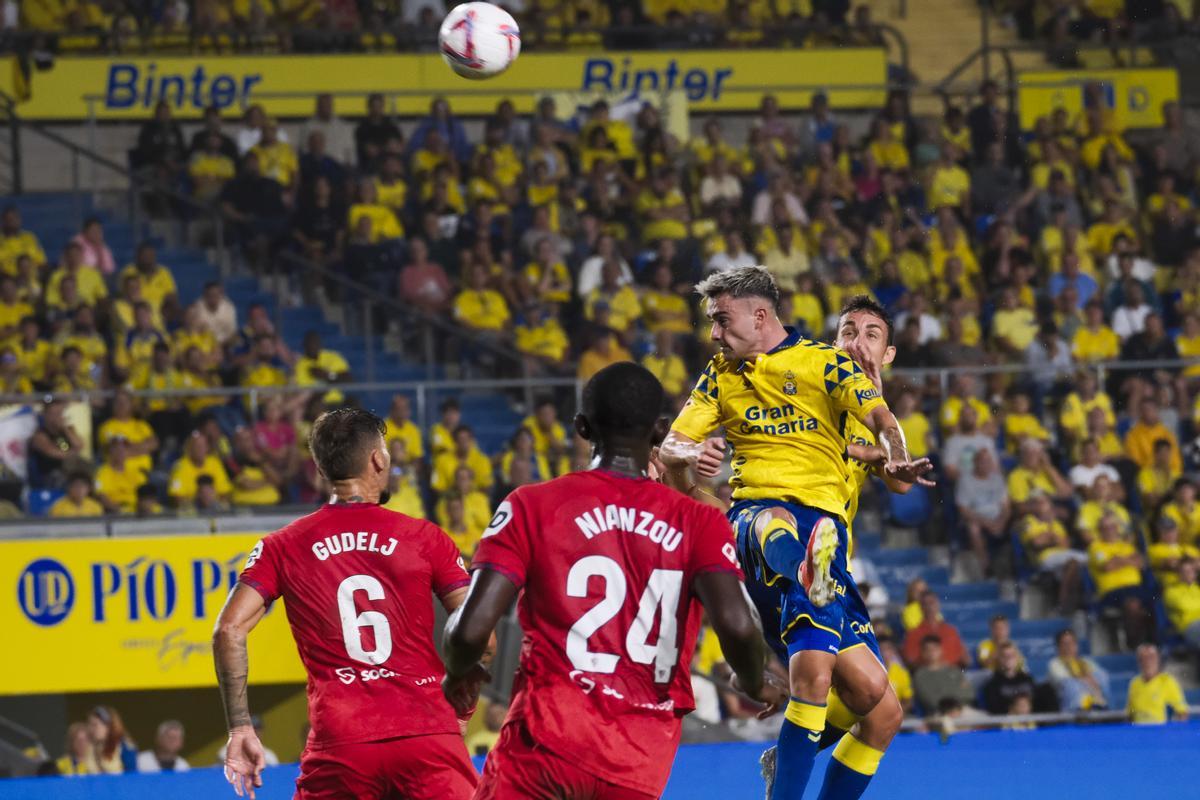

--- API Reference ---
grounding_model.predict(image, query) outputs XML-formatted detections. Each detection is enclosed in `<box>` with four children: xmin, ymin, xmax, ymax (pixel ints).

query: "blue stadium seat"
<box><xmin>27</xmin><ymin>488</ymin><xmax>65</xmax><ymax>516</ymax></box>
<box><xmin>887</xmin><ymin>483</ymin><xmax>933</xmax><ymax>527</ymax></box>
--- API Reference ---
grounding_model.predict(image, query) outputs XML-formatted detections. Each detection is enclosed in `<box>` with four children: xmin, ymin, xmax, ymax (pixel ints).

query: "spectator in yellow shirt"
<box><xmin>168</xmin><ymin>432</ymin><xmax>232</xmax><ymax>506</ymax></box>
<box><xmin>429</xmin><ymin>399</ymin><xmax>461</xmax><ymax>458</ymax></box>
<box><xmin>522</xmin><ymin>398</ymin><xmax>568</xmax><ymax>464</ymax></box>
<box><xmin>348</xmin><ymin>178</ymin><xmax>404</xmax><ymax>243</ymax></box>
<box><xmin>1127</xmin><ymin>644</ymin><xmax>1188</xmax><ymax>724</ymax></box>
<box><xmin>642</xmin><ymin>330</ymin><xmax>688</xmax><ymax>399</ymax></box>
<box><xmin>1059</xmin><ymin>370</ymin><xmax>1116</xmax><ymax>445</ymax></box>
<box><xmin>0</xmin><ymin>273</ymin><xmax>31</xmax><ymax>340</ymax></box>
<box><xmin>514</xmin><ymin>302</ymin><xmax>570</xmax><ymax>367</ymax></box>
<box><xmin>867</xmin><ymin>117</ymin><xmax>909</xmax><ymax>171</ymax></box>
<box><xmin>1071</xmin><ymin>300</ymin><xmax>1120</xmax><ymax>362</ymax></box>
<box><xmin>1137</xmin><ymin>438</ymin><xmax>1180</xmax><ymax>509</ymax></box>
<box><xmin>1162</xmin><ymin>480</ymin><xmax>1200</xmax><ymax>546</ymax></box>
<box><xmin>1021</xmin><ymin>494</ymin><xmax>1086</xmax><ymax>614</ymax></box>
<box><xmin>47</xmin><ymin>242</ymin><xmax>108</xmax><ymax>310</ymax></box>
<box><xmin>992</xmin><ymin>286</ymin><xmax>1039</xmax><ymax>353</ymax></box>
<box><xmin>927</xmin><ymin>143</ymin><xmax>971</xmax><ymax>212</ymax></box>
<box><xmin>384</xmin><ymin>394</ymin><xmax>423</xmax><ymax>462</ymax></box>
<box><xmin>878</xmin><ymin>636</ymin><xmax>914</xmax><ymax>714</ymax></box>
<box><xmin>251</xmin><ymin>119</ymin><xmax>297</xmax><ymax>190</ymax></box>
<box><xmin>1087</xmin><ymin>200</ymin><xmax>1137</xmax><ymax>257</ymax></box>
<box><xmin>1164</xmin><ymin>561</ymin><xmax>1200</xmax><ymax>645</ymax></box>
<box><xmin>453</xmin><ymin>260</ymin><xmax>511</xmax><ymax>334</ymax></box>
<box><xmin>577</xmin><ymin>329</ymin><xmax>632</xmax><ymax>382</ymax></box>
<box><xmin>636</xmin><ymin>170</ymin><xmax>690</xmax><ymax>241</ymax></box>
<box><xmin>443</xmin><ymin>494</ymin><xmax>483</xmax><ymax>562</ymax></box>
<box><xmin>1009</xmin><ymin>439</ymin><xmax>1073</xmax><ymax>515</ymax></box>
<box><xmin>1002</xmin><ymin>390</ymin><xmax>1050</xmax><ymax>454</ymax></box>
<box><xmin>93</xmin><ymin>436</ymin><xmax>147</xmax><ymax>514</ymax></box>
<box><xmin>229</xmin><ymin>427</ymin><xmax>282</xmax><ymax>507</ymax></box>
<box><xmin>0</xmin><ymin>206</ymin><xmax>47</xmax><ymax>275</ymax></box>
<box><xmin>189</xmin><ymin>131</ymin><xmax>237</xmax><ymax>201</ymax></box>
<box><xmin>240</xmin><ymin>335</ymin><xmax>290</xmax><ymax>392</ymax></box>
<box><xmin>295</xmin><ymin>331</ymin><xmax>351</xmax><ymax>404</ymax></box>
<box><xmin>99</xmin><ymin>390</ymin><xmax>159</xmax><ymax>475</ymax></box>
<box><xmin>49</xmin><ymin>472</ymin><xmax>105</xmax><ymax>518</ymax></box>
<box><xmin>976</xmin><ymin>614</ymin><xmax>1025</xmax><ymax>671</ymax></box>
<box><xmin>118</xmin><ymin>244</ymin><xmax>180</xmax><ymax>323</ymax></box>
<box><xmin>431</xmin><ymin>425</ymin><xmax>494</xmax><ymax>494</ymax></box>
<box><xmin>894</xmin><ymin>390</ymin><xmax>933</xmax><ymax>459</ymax></box>
<box><xmin>1126</xmin><ymin>399</ymin><xmax>1181</xmax><ymax>472</ymax></box>
<box><xmin>940</xmin><ymin>374</ymin><xmax>993</xmax><ymax>432</ymax></box>
<box><xmin>585</xmin><ymin>259</ymin><xmax>640</xmax><ymax>333</ymax></box>
<box><xmin>1077</xmin><ymin>475</ymin><xmax>1131</xmax><ymax>543</ymax></box>
<box><xmin>641</xmin><ymin>261</ymin><xmax>692</xmax><ymax>336</ymax></box>
<box><xmin>1088</xmin><ymin>512</ymin><xmax>1150</xmax><ymax>645</ymax></box>
<box><xmin>1148</xmin><ymin>516</ymin><xmax>1198</xmax><ymax>590</ymax></box>
<box><xmin>435</xmin><ymin>465</ymin><xmax>492</xmax><ymax>534</ymax></box>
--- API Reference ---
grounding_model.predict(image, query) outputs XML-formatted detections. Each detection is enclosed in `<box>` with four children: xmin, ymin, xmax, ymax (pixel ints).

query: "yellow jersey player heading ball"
<box><xmin>662</xmin><ymin>266</ymin><xmax>930</xmax><ymax>800</ymax></box>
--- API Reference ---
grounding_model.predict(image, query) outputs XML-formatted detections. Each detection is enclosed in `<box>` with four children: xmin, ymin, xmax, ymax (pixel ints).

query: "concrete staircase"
<box><xmin>868</xmin><ymin>0</ymin><xmax>1044</xmax><ymax>111</ymax></box>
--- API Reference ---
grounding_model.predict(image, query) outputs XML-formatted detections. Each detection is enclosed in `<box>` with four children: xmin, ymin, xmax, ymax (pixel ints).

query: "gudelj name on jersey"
<box><xmin>311</xmin><ymin>531</ymin><xmax>399</xmax><ymax>561</ymax></box>
<box><xmin>574</xmin><ymin>505</ymin><xmax>684</xmax><ymax>552</ymax></box>
<box><xmin>739</xmin><ymin>404</ymin><xmax>819</xmax><ymax>436</ymax></box>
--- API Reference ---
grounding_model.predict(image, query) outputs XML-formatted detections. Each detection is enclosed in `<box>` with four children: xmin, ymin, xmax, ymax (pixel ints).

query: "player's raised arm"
<box><xmin>213</xmin><ymin>583</ymin><xmax>269</xmax><ymax>799</ymax></box>
<box><xmin>442</xmin><ymin>568</ymin><xmax>515</xmax><ymax>710</ymax></box>
<box><xmin>694</xmin><ymin>571</ymin><xmax>785</xmax><ymax>714</ymax></box>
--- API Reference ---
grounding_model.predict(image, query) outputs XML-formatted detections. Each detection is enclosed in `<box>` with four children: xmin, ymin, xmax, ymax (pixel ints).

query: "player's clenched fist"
<box><xmin>695</xmin><ymin>437</ymin><xmax>726</xmax><ymax>477</ymax></box>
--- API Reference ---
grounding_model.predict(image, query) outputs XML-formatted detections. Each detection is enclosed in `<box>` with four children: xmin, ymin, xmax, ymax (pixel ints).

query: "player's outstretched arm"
<box><xmin>660</xmin><ymin>429</ymin><xmax>726</xmax><ymax>478</ymax></box>
<box><xmin>442</xmin><ymin>569</ymin><xmax>518</xmax><ymax>715</ymax></box>
<box><xmin>864</xmin><ymin>405</ymin><xmax>935</xmax><ymax>486</ymax></box>
<box><xmin>213</xmin><ymin>584</ymin><xmax>269</xmax><ymax>799</ymax></box>
<box><xmin>694</xmin><ymin>572</ymin><xmax>786</xmax><ymax>715</ymax></box>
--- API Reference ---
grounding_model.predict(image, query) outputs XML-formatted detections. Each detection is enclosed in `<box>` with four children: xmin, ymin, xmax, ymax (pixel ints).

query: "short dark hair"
<box><xmin>1054</xmin><ymin>628</ymin><xmax>1075</xmax><ymax>645</ymax></box>
<box><xmin>581</xmin><ymin>362</ymin><xmax>664</xmax><ymax>440</ymax></box>
<box><xmin>921</xmin><ymin>634</ymin><xmax>942</xmax><ymax>648</ymax></box>
<box><xmin>309</xmin><ymin>408</ymin><xmax>386</xmax><ymax>481</ymax></box>
<box><xmin>196</xmin><ymin>475</ymin><xmax>215</xmax><ymax>488</ymax></box>
<box><xmin>440</xmin><ymin>398</ymin><xmax>460</xmax><ymax>413</ymax></box>
<box><xmin>990</xmin><ymin>613</ymin><xmax>1009</xmax><ymax>625</ymax></box>
<box><xmin>838</xmin><ymin>295</ymin><xmax>894</xmax><ymax>345</ymax></box>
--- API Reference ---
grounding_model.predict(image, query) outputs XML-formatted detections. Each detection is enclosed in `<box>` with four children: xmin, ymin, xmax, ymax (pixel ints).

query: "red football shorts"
<box><xmin>295</xmin><ymin>732</ymin><xmax>478</xmax><ymax>800</ymax></box>
<box><xmin>474</xmin><ymin>722</ymin><xmax>658</xmax><ymax>800</ymax></box>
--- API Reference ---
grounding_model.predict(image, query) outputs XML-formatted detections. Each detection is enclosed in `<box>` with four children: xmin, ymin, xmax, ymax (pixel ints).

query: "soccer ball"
<box><xmin>439</xmin><ymin>2</ymin><xmax>521</xmax><ymax>80</ymax></box>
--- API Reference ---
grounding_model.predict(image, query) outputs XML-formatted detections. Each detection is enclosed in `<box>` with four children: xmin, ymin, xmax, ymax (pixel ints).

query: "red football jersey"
<box><xmin>239</xmin><ymin>503</ymin><xmax>470</xmax><ymax>750</ymax></box>
<box><xmin>472</xmin><ymin>470</ymin><xmax>742</xmax><ymax>795</ymax></box>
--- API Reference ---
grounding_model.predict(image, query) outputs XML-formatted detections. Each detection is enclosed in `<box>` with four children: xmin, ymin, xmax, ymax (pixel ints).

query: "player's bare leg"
<box><xmin>814</xmin><ymin>646</ymin><xmax>901</xmax><ymax>800</ymax></box>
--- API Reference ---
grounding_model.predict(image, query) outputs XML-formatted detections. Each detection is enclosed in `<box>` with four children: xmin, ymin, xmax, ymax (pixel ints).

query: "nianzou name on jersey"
<box><xmin>574</xmin><ymin>505</ymin><xmax>684</xmax><ymax>552</ymax></box>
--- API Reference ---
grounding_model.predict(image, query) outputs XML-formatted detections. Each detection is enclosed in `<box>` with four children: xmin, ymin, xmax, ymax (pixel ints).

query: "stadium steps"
<box><xmin>869</xmin><ymin>0</ymin><xmax>1037</xmax><ymax>110</ymax></box>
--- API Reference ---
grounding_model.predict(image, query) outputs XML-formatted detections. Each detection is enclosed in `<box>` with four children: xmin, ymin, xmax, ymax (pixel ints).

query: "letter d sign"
<box><xmin>1127</xmin><ymin>86</ymin><xmax>1149</xmax><ymax>112</ymax></box>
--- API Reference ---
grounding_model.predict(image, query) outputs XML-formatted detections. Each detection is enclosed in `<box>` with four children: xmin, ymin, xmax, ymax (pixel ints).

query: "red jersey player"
<box><xmin>214</xmin><ymin>408</ymin><xmax>478</xmax><ymax>800</ymax></box>
<box><xmin>444</xmin><ymin>363</ymin><xmax>786</xmax><ymax>799</ymax></box>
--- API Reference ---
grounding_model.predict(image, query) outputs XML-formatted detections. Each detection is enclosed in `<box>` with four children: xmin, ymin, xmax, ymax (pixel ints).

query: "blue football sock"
<box><xmin>771</xmin><ymin>698</ymin><xmax>826</xmax><ymax>800</ymax></box>
<box><xmin>815</xmin><ymin>733</ymin><xmax>884</xmax><ymax>800</ymax></box>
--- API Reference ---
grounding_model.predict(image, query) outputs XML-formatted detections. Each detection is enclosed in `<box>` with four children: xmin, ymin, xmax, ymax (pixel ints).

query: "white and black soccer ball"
<box><xmin>438</xmin><ymin>2</ymin><xmax>521</xmax><ymax>80</ymax></box>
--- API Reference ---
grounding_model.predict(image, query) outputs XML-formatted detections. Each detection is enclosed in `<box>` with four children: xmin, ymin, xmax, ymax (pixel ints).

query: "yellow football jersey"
<box><xmin>842</xmin><ymin>414</ymin><xmax>875</xmax><ymax>559</ymax></box>
<box><xmin>672</xmin><ymin>330</ymin><xmax>885</xmax><ymax>518</ymax></box>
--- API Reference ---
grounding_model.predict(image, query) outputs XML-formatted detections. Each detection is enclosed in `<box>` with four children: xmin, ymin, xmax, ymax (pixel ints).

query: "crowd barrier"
<box><xmin>5</xmin><ymin>722</ymin><xmax>1199</xmax><ymax>799</ymax></box>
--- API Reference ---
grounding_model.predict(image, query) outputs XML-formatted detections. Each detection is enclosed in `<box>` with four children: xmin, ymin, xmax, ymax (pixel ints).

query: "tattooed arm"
<box><xmin>865</xmin><ymin>404</ymin><xmax>934</xmax><ymax>485</ymax></box>
<box><xmin>213</xmin><ymin>584</ymin><xmax>268</xmax><ymax>798</ymax></box>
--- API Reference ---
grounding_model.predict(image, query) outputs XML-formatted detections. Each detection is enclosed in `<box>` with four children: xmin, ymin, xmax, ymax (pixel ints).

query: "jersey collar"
<box><xmin>736</xmin><ymin>327</ymin><xmax>803</xmax><ymax>372</ymax></box>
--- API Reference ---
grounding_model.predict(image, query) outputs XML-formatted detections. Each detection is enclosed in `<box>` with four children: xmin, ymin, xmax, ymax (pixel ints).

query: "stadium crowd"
<box><xmin>1</xmin><ymin>50</ymin><xmax>1199</xmax><ymax>732</ymax></box>
<box><xmin>7</xmin><ymin>0</ymin><xmax>888</xmax><ymax>55</ymax></box>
